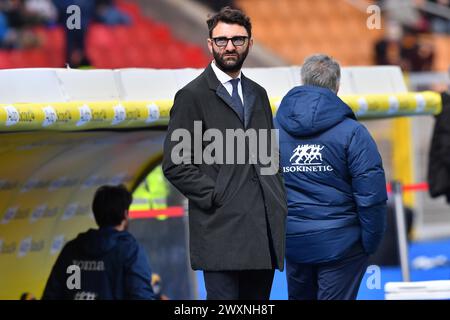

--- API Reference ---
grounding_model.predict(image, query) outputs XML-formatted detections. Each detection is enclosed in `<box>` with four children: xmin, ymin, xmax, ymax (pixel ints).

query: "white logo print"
<box><xmin>51</xmin><ymin>235</ymin><xmax>65</xmax><ymax>255</ymax></box>
<box><xmin>112</xmin><ymin>104</ymin><xmax>126</xmax><ymax>125</ymax></box>
<box><xmin>77</xmin><ymin>104</ymin><xmax>92</xmax><ymax>126</ymax></box>
<box><xmin>42</xmin><ymin>106</ymin><xmax>57</xmax><ymax>127</ymax></box>
<box><xmin>30</xmin><ymin>204</ymin><xmax>46</xmax><ymax>223</ymax></box>
<box><xmin>283</xmin><ymin>144</ymin><xmax>333</xmax><ymax>173</ymax></box>
<box><xmin>18</xmin><ymin>236</ymin><xmax>32</xmax><ymax>257</ymax></box>
<box><xmin>1</xmin><ymin>207</ymin><xmax>17</xmax><ymax>224</ymax></box>
<box><xmin>290</xmin><ymin>144</ymin><xmax>324</xmax><ymax>165</ymax></box>
<box><xmin>146</xmin><ymin>103</ymin><xmax>160</xmax><ymax>123</ymax></box>
<box><xmin>62</xmin><ymin>203</ymin><xmax>78</xmax><ymax>221</ymax></box>
<box><xmin>3</xmin><ymin>105</ymin><xmax>19</xmax><ymax>126</ymax></box>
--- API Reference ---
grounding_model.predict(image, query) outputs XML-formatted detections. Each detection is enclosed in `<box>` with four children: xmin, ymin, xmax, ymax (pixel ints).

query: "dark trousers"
<box><xmin>286</xmin><ymin>246</ymin><xmax>369</xmax><ymax>300</ymax></box>
<box><xmin>204</xmin><ymin>270</ymin><xmax>275</xmax><ymax>300</ymax></box>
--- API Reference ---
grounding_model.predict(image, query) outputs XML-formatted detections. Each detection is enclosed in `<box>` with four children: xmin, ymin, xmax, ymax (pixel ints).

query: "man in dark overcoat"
<box><xmin>163</xmin><ymin>7</ymin><xmax>287</xmax><ymax>300</ymax></box>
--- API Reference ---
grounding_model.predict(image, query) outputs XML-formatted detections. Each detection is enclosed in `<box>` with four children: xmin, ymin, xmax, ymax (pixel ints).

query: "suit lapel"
<box><xmin>216</xmin><ymin>83</ymin><xmax>244</xmax><ymax>123</ymax></box>
<box><xmin>205</xmin><ymin>63</ymin><xmax>245</xmax><ymax>124</ymax></box>
<box><xmin>205</xmin><ymin>63</ymin><xmax>256</xmax><ymax>127</ymax></box>
<box><xmin>241</xmin><ymin>74</ymin><xmax>256</xmax><ymax>128</ymax></box>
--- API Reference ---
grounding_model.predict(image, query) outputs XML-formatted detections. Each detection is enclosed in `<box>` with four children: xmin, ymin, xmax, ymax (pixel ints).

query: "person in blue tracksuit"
<box><xmin>275</xmin><ymin>54</ymin><xmax>387</xmax><ymax>300</ymax></box>
<box><xmin>42</xmin><ymin>185</ymin><xmax>155</xmax><ymax>300</ymax></box>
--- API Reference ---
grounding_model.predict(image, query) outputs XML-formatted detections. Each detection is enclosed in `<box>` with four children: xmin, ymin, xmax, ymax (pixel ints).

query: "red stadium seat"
<box><xmin>0</xmin><ymin>51</ymin><xmax>12</xmax><ymax>69</ymax></box>
<box><xmin>1</xmin><ymin>2</ymin><xmax>210</xmax><ymax>69</ymax></box>
<box><xmin>45</xmin><ymin>27</ymin><xmax>65</xmax><ymax>50</ymax></box>
<box><xmin>184</xmin><ymin>45</ymin><xmax>209</xmax><ymax>68</ymax></box>
<box><xmin>8</xmin><ymin>51</ymin><xmax>31</xmax><ymax>68</ymax></box>
<box><xmin>26</xmin><ymin>49</ymin><xmax>50</xmax><ymax>67</ymax></box>
<box><xmin>110</xmin><ymin>25</ymin><xmax>133</xmax><ymax>47</ymax></box>
<box><xmin>87</xmin><ymin>24</ymin><xmax>115</xmax><ymax>49</ymax></box>
<box><xmin>144</xmin><ymin>44</ymin><xmax>168</xmax><ymax>68</ymax></box>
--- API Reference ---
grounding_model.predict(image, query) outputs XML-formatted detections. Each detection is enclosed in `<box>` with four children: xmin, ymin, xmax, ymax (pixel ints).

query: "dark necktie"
<box><xmin>229</xmin><ymin>78</ymin><xmax>244</xmax><ymax>123</ymax></box>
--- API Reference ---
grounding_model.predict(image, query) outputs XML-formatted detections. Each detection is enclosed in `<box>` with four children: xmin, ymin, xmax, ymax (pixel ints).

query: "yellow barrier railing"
<box><xmin>0</xmin><ymin>92</ymin><xmax>442</xmax><ymax>132</ymax></box>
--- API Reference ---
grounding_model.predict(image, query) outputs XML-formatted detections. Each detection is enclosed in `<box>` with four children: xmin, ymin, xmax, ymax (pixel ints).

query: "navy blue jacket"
<box><xmin>275</xmin><ymin>85</ymin><xmax>387</xmax><ymax>264</ymax></box>
<box><xmin>42</xmin><ymin>227</ymin><xmax>155</xmax><ymax>300</ymax></box>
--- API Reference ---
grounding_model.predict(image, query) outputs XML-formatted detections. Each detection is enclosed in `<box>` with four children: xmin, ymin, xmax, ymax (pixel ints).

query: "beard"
<box><xmin>213</xmin><ymin>45</ymin><xmax>249</xmax><ymax>73</ymax></box>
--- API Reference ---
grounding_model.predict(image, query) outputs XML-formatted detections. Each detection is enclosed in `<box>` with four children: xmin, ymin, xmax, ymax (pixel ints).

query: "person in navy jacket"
<box><xmin>42</xmin><ymin>185</ymin><xmax>155</xmax><ymax>300</ymax></box>
<box><xmin>275</xmin><ymin>54</ymin><xmax>387</xmax><ymax>300</ymax></box>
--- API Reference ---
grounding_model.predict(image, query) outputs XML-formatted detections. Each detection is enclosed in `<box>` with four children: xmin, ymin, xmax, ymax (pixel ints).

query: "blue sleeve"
<box><xmin>124</xmin><ymin>243</ymin><xmax>155</xmax><ymax>300</ymax></box>
<box><xmin>348</xmin><ymin>125</ymin><xmax>388</xmax><ymax>254</ymax></box>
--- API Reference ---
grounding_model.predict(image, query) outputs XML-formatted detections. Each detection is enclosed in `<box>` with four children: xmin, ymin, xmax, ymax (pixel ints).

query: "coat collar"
<box><xmin>204</xmin><ymin>63</ymin><xmax>257</xmax><ymax>128</ymax></box>
<box><xmin>210</xmin><ymin>60</ymin><xmax>241</xmax><ymax>86</ymax></box>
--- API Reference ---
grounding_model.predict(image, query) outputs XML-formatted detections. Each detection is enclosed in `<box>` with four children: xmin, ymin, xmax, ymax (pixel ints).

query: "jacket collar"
<box><xmin>205</xmin><ymin>63</ymin><xmax>257</xmax><ymax>128</ymax></box>
<box><xmin>210</xmin><ymin>60</ymin><xmax>241</xmax><ymax>86</ymax></box>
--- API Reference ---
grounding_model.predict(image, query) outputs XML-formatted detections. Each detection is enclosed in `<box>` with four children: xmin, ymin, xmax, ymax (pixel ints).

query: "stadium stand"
<box><xmin>0</xmin><ymin>0</ymin><xmax>209</xmax><ymax>69</ymax></box>
<box><xmin>237</xmin><ymin>0</ymin><xmax>383</xmax><ymax>66</ymax></box>
<box><xmin>237</xmin><ymin>0</ymin><xmax>450</xmax><ymax>71</ymax></box>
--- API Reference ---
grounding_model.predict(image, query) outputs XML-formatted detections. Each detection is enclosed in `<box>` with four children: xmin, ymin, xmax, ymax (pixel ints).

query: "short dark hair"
<box><xmin>207</xmin><ymin>6</ymin><xmax>252</xmax><ymax>38</ymax></box>
<box><xmin>92</xmin><ymin>184</ymin><xmax>132</xmax><ymax>228</ymax></box>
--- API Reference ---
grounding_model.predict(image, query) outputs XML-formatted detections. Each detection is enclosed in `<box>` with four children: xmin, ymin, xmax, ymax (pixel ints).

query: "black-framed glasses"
<box><xmin>212</xmin><ymin>36</ymin><xmax>248</xmax><ymax>47</ymax></box>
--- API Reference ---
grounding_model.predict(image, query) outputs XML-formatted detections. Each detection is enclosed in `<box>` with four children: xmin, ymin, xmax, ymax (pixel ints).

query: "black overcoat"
<box><xmin>163</xmin><ymin>63</ymin><xmax>287</xmax><ymax>271</ymax></box>
<box><xmin>428</xmin><ymin>92</ymin><xmax>450</xmax><ymax>202</ymax></box>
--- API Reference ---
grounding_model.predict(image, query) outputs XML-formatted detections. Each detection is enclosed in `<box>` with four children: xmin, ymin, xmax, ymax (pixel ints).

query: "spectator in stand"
<box><xmin>51</xmin><ymin>0</ymin><xmax>132</xmax><ymax>68</ymax></box>
<box><xmin>374</xmin><ymin>22</ymin><xmax>402</xmax><ymax>66</ymax></box>
<box><xmin>24</xmin><ymin>0</ymin><xmax>57</xmax><ymax>26</ymax></box>
<box><xmin>0</xmin><ymin>0</ymin><xmax>41</xmax><ymax>48</ymax></box>
<box><xmin>0</xmin><ymin>11</ymin><xmax>9</xmax><ymax>46</ymax></box>
<box><xmin>384</xmin><ymin>0</ymin><xmax>422</xmax><ymax>30</ymax></box>
<box><xmin>400</xmin><ymin>27</ymin><xmax>435</xmax><ymax>71</ymax></box>
<box><xmin>416</xmin><ymin>37</ymin><xmax>435</xmax><ymax>71</ymax></box>
<box><xmin>95</xmin><ymin>0</ymin><xmax>131</xmax><ymax>25</ymax></box>
<box><xmin>52</xmin><ymin>0</ymin><xmax>95</xmax><ymax>68</ymax></box>
<box><xmin>421</xmin><ymin>0</ymin><xmax>450</xmax><ymax>34</ymax></box>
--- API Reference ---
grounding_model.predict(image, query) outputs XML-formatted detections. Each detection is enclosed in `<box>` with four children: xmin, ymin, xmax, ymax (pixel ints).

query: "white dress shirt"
<box><xmin>211</xmin><ymin>60</ymin><xmax>244</xmax><ymax>105</ymax></box>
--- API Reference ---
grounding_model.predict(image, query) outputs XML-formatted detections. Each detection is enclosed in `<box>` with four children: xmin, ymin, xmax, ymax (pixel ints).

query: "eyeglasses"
<box><xmin>212</xmin><ymin>36</ymin><xmax>248</xmax><ymax>47</ymax></box>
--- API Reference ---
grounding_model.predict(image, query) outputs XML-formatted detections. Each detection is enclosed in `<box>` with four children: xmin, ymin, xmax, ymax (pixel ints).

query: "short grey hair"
<box><xmin>301</xmin><ymin>54</ymin><xmax>341</xmax><ymax>93</ymax></box>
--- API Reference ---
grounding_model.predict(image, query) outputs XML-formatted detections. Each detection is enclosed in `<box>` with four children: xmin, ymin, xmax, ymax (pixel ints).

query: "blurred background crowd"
<box><xmin>0</xmin><ymin>0</ymin><xmax>448</xmax><ymax>72</ymax></box>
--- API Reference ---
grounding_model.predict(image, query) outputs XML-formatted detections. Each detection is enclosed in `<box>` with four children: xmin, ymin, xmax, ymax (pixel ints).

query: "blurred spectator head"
<box><xmin>402</xmin><ymin>26</ymin><xmax>419</xmax><ymax>47</ymax></box>
<box><xmin>95</xmin><ymin>0</ymin><xmax>131</xmax><ymax>25</ymax></box>
<box><xmin>20</xmin><ymin>292</ymin><xmax>36</xmax><ymax>300</ymax></box>
<box><xmin>386</xmin><ymin>20</ymin><xmax>403</xmax><ymax>41</ymax></box>
<box><xmin>24</xmin><ymin>0</ymin><xmax>58</xmax><ymax>25</ymax></box>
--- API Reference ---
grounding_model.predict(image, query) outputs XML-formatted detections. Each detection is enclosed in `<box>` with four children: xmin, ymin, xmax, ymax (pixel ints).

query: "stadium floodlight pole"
<box><xmin>392</xmin><ymin>181</ymin><xmax>411</xmax><ymax>282</ymax></box>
